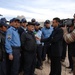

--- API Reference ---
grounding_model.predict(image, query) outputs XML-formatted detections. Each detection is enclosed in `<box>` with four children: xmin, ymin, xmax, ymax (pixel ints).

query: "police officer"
<box><xmin>18</xmin><ymin>18</ymin><xmax>27</xmax><ymax>36</ymax></box>
<box><xmin>21</xmin><ymin>22</ymin><xmax>37</xmax><ymax>75</ymax></box>
<box><xmin>18</xmin><ymin>18</ymin><xmax>27</xmax><ymax>73</ymax></box>
<box><xmin>31</xmin><ymin>18</ymin><xmax>36</xmax><ymax>23</ymax></box>
<box><xmin>34</xmin><ymin>22</ymin><xmax>43</xmax><ymax>70</ymax></box>
<box><xmin>9</xmin><ymin>18</ymin><xmax>20</xmax><ymax>28</ymax></box>
<box><xmin>41</xmin><ymin>20</ymin><xmax>53</xmax><ymax>61</ymax></box>
<box><xmin>5</xmin><ymin>18</ymin><xmax>21</xmax><ymax>75</ymax></box>
<box><xmin>9</xmin><ymin>19</ymin><xmax>14</xmax><ymax>26</ymax></box>
<box><xmin>0</xmin><ymin>18</ymin><xmax>8</xmax><ymax>23</ymax></box>
<box><xmin>0</xmin><ymin>21</ymin><xmax>8</xmax><ymax>75</ymax></box>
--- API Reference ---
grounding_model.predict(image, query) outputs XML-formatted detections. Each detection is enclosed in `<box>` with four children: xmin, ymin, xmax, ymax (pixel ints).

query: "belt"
<box><xmin>12</xmin><ymin>46</ymin><xmax>20</xmax><ymax>49</ymax></box>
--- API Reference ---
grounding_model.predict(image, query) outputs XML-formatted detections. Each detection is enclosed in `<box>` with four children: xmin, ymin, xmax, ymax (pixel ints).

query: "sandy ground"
<box><xmin>35</xmin><ymin>52</ymin><xmax>73</xmax><ymax>75</ymax></box>
<box><xmin>19</xmin><ymin>51</ymin><xmax>73</xmax><ymax>75</ymax></box>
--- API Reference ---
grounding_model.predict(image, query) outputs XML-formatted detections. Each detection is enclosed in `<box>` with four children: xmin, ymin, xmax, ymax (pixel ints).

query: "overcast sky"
<box><xmin>0</xmin><ymin>0</ymin><xmax>75</xmax><ymax>21</ymax></box>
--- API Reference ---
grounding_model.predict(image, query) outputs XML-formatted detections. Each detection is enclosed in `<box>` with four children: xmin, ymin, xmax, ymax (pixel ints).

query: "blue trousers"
<box><xmin>36</xmin><ymin>44</ymin><xmax>42</xmax><ymax>68</ymax></box>
<box><xmin>6</xmin><ymin>48</ymin><xmax>20</xmax><ymax>75</ymax></box>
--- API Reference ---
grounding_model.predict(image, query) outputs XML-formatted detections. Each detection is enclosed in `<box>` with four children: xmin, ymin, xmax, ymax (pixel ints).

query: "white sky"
<box><xmin>0</xmin><ymin>0</ymin><xmax>75</xmax><ymax>22</ymax></box>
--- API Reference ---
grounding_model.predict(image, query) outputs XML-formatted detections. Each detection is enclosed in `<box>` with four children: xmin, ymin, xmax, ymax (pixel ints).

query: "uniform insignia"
<box><xmin>7</xmin><ymin>34</ymin><xmax>11</xmax><ymax>39</ymax></box>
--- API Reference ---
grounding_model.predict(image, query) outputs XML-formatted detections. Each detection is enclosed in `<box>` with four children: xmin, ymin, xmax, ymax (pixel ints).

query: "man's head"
<box><xmin>27</xmin><ymin>22</ymin><xmax>35</xmax><ymax>32</ymax></box>
<box><xmin>44</xmin><ymin>20</ymin><xmax>50</xmax><ymax>28</ymax></box>
<box><xmin>1</xmin><ymin>18</ymin><xmax>8</xmax><ymax>23</ymax></box>
<box><xmin>35</xmin><ymin>22</ymin><xmax>40</xmax><ymax>31</ymax></box>
<box><xmin>20</xmin><ymin>18</ymin><xmax>27</xmax><ymax>28</ymax></box>
<box><xmin>0</xmin><ymin>21</ymin><xmax>8</xmax><ymax>32</ymax></box>
<box><xmin>31</xmin><ymin>18</ymin><xmax>36</xmax><ymax>23</ymax></box>
<box><xmin>52</xmin><ymin>17</ymin><xmax>60</xmax><ymax>27</ymax></box>
<box><xmin>10</xmin><ymin>18</ymin><xmax>20</xmax><ymax>28</ymax></box>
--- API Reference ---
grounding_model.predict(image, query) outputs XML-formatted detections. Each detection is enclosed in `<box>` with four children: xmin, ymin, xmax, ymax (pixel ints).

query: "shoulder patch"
<box><xmin>7</xmin><ymin>34</ymin><xmax>11</xmax><ymax>39</ymax></box>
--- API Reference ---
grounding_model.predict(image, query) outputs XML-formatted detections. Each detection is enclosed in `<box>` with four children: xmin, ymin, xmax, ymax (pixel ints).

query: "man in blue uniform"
<box><xmin>41</xmin><ymin>20</ymin><xmax>53</xmax><ymax>61</ymax></box>
<box><xmin>34</xmin><ymin>22</ymin><xmax>43</xmax><ymax>70</ymax></box>
<box><xmin>5</xmin><ymin>18</ymin><xmax>21</xmax><ymax>75</ymax></box>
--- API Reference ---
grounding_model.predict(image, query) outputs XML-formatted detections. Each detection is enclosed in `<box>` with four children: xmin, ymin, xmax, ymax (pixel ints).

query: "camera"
<box><xmin>59</xmin><ymin>19</ymin><xmax>74</xmax><ymax>27</ymax></box>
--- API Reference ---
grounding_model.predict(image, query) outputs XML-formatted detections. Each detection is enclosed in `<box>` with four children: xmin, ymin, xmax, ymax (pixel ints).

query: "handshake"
<box><xmin>35</xmin><ymin>34</ymin><xmax>41</xmax><ymax>41</ymax></box>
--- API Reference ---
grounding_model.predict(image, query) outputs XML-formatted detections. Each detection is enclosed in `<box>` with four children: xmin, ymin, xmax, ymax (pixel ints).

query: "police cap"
<box><xmin>20</xmin><ymin>18</ymin><xmax>27</xmax><ymax>23</ymax></box>
<box><xmin>35</xmin><ymin>22</ymin><xmax>40</xmax><ymax>26</ymax></box>
<box><xmin>27</xmin><ymin>22</ymin><xmax>35</xmax><ymax>26</ymax></box>
<box><xmin>0</xmin><ymin>21</ymin><xmax>9</xmax><ymax>27</ymax></box>
<box><xmin>31</xmin><ymin>18</ymin><xmax>36</xmax><ymax>23</ymax></box>
<box><xmin>10</xmin><ymin>18</ymin><xmax>20</xmax><ymax>23</ymax></box>
<box><xmin>44</xmin><ymin>20</ymin><xmax>50</xmax><ymax>24</ymax></box>
<box><xmin>1</xmin><ymin>18</ymin><xmax>8</xmax><ymax>23</ymax></box>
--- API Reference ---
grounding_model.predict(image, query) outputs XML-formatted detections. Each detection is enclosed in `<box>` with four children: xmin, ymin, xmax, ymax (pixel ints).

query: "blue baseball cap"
<box><xmin>1</xmin><ymin>18</ymin><xmax>8</xmax><ymax>23</ymax></box>
<box><xmin>0</xmin><ymin>21</ymin><xmax>9</xmax><ymax>27</ymax></box>
<box><xmin>35</xmin><ymin>22</ymin><xmax>40</xmax><ymax>26</ymax></box>
<box><xmin>31</xmin><ymin>18</ymin><xmax>36</xmax><ymax>23</ymax></box>
<box><xmin>20</xmin><ymin>18</ymin><xmax>27</xmax><ymax>23</ymax></box>
<box><xmin>44</xmin><ymin>20</ymin><xmax>50</xmax><ymax>24</ymax></box>
<box><xmin>10</xmin><ymin>18</ymin><xmax>20</xmax><ymax>23</ymax></box>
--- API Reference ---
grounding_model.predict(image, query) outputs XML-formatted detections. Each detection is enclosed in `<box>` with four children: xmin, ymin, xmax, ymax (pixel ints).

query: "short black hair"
<box><xmin>53</xmin><ymin>17</ymin><xmax>60</xmax><ymax>23</ymax></box>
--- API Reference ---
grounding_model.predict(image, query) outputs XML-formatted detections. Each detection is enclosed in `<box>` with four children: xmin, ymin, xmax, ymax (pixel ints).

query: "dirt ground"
<box><xmin>35</xmin><ymin>52</ymin><xmax>73</xmax><ymax>75</ymax></box>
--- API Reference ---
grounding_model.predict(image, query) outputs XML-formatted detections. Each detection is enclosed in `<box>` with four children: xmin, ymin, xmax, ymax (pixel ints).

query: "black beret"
<box><xmin>27</xmin><ymin>22</ymin><xmax>35</xmax><ymax>26</ymax></box>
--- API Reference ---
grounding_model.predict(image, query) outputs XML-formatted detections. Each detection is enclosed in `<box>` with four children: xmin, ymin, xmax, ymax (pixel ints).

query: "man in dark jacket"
<box><xmin>21</xmin><ymin>22</ymin><xmax>37</xmax><ymax>75</ymax></box>
<box><xmin>40</xmin><ymin>18</ymin><xmax>63</xmax><ymax>75</ymax></box>
<box><xmin>0</xmin><ymin>21</ymin><xmax>8</xmax><ymax>75</ymax></box>
<box><xmin>18</xmin><ymin>18</ymin><xmax>27</xmax><ymax>36</ymax></box>
<box><xmin>18</xmin><ymin>18</ymin><xmax>27</xmax><ymax>73</ymax></box>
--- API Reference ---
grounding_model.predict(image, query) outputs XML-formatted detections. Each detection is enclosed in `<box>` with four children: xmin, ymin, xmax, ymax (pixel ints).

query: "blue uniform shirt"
<box><xmin>5</xmin><ymin>26</ymin><xmax>21</xmax><ymax>54</ymax></box>
<box><xmin>41</xmin><ymin>26</ymin><xmax>53</xmax><ymax>39</ymax></box>
<box><xmin>34</xmin><ymin>30</ymin><xmax>42</xmax><ymax>45</ymax></box>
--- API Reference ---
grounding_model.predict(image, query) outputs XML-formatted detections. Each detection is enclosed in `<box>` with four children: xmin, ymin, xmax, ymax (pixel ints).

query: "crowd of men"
<box><xmin>0</xmin><ymin>14</ymin><xmax>75</xmax><ymax>75</ymax></box>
